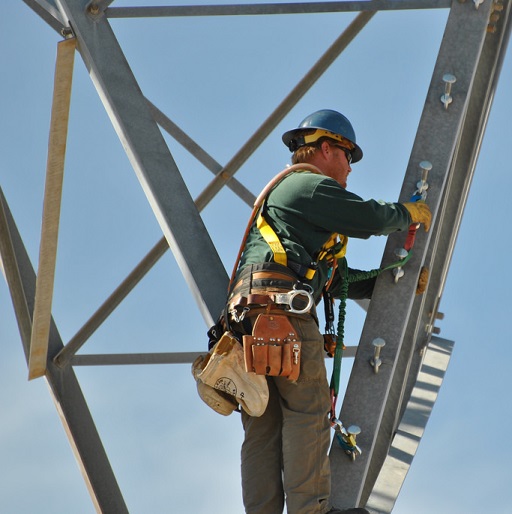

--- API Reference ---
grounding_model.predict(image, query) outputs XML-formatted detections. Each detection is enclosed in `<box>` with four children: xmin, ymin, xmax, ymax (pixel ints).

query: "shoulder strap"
<box><xmin>256</xmin><ymin>209</ymin><xmax>287</xmax><ymax>266</ymax></box>
<box><xmin>228</xmin><ymin>163</ymin><xmax>324</xmax><ymax>290</ymax></box>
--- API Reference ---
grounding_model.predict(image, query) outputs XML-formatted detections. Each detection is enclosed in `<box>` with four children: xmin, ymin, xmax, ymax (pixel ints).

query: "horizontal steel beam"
<box><xmin>106</xmin><ymin>0</ymin><xmax>451</xmax><ymax>19</ymax></box>
<box><xmin>69</xmin><ymin>346</ymin><xmax>358</xmax><ymax>366</ymax></box>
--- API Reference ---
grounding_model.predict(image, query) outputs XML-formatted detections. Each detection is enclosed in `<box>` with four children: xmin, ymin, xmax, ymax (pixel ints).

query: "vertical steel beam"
<box><xmin>0</xmin><ymin>188</ymin><xmax>128</xmax><ymax>514</ymax></box>
<box><xmin>55</xmin><ymin>0</ymin><xmax>229</xmax><ymax>327</ymax></box>
<box><xmin>398</xmin><ymin>0</ymin><xmax>512</xmax><ymax>429</ymax></box>
<box><xmin>330</xmin><ymin>0</ymin><xmax>495</xmax><ymax>508</ymax></box>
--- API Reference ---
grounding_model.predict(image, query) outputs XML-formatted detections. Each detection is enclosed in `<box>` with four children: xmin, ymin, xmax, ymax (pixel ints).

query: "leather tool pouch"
<box><xmin>243</xmin><ymin>313</ymin><xmax>301</xmax><ymax>381</ymax></box>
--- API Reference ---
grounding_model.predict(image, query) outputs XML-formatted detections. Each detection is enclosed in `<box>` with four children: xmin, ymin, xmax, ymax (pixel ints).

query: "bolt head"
<box><xmin>347</xmin><ymin>425</ymin><xmax>361</xmax><ymax>436</ymax></box>
<box><xmin>394</xmin><ymin>248</ymin><xmax>408</xmax><ymax>260</ymax></box>
<box><xmin>372</xmin><ymin>337</ymin><xmax>386</xmax><ymax>348</ymax></box>
<box><xmin>419</xmin><ymin>160</ymin><xmax>432</xmax><ymax>172</ymax></box>
<box><xmin>442</xmin><ymin>73</ymin><xmax>456</xmax><ymax>84</ymax></box>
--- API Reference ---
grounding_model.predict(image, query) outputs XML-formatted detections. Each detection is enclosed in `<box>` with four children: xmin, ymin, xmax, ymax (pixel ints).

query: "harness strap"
<box><xmin>228</xmin><ymin>163</ymin><xmax>326</xmax><ymax>290</ymax></box>
<box><xmin>257</xmin><ymin>208</ymin><xmax>348</xmax><ymax>281</ymax></box>
<box><xmin>256</xmin><ymin>211</ymin><xmax>288</xmax><ymax>267</ymax></box>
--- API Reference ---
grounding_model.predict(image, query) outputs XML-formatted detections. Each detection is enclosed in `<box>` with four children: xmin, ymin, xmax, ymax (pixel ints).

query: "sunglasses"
<box><xmin>332</xmin><ymin>144</ymin><xmax>353</xmax><ymax>164</ymax></box>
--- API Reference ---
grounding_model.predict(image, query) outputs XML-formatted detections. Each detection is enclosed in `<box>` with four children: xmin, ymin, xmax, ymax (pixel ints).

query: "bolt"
<box><xmin>370</xmin><ymin>337</ymin><xmax>386</xmax><ymax>373</ymax></box>
<box><xmin>394</xmin><ymin>247</ymin><xmax>408</xmax><ymax>260</ymax></box>
<box><xmin>393</xmin><ymin>248</ymin><xmax>408</xmax><ymax>283</ymax></box>
<box><xmin>417</xmin><ymin>160</ymin><xmax>432</xmax><ymax>195</ymax></box>
<box><xmin>419</xmin><ymin>160</ymin><xmax>432</xmax><ymax>183</ymax></box>
<box><xmin>441</xmin><ymin>74</ymin><xmax>457</xmax><ymax>109</ymax></box>
<box><xmin>60</xmin><ymin>27</ymin><xmax>73</xmax><ymax>38</ymax></box>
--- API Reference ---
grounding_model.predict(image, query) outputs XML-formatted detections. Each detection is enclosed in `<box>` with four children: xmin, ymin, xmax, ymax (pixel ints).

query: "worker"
<box><xmin>224</xmin><ymin>109</ymin><xmax>431</xmax><ymax>514</ymax></box>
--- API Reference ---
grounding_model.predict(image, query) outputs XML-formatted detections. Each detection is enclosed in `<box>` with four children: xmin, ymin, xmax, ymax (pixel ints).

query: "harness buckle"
<box><xmin>274</xmin><ymin>284</ymin><xmax>314</xmax><ymax>315</ymax></box>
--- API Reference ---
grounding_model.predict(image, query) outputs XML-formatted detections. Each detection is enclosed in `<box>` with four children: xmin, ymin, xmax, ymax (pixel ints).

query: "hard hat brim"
<box><xmin>282</xmin><ymin>127</ymin><xmax>363</xmax><ymax>163</ymax></box>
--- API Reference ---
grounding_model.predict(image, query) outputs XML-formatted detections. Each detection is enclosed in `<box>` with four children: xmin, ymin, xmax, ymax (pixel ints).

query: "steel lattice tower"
<box><xmin>1</xmin><ymin>1</ymin><xmax>511</xmax><ymax>512</ymax></box>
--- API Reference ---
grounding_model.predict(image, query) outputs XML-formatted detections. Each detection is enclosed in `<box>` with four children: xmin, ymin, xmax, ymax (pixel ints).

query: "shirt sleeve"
<box><xmin>306</xmin><ymin>177</ymin><xmax>412</xmax><ymax>239</ymax></box>
<box><xmin>326</xmin><ymin>261</ymin><xmax>377</xmax><ymax>300</ymax></box>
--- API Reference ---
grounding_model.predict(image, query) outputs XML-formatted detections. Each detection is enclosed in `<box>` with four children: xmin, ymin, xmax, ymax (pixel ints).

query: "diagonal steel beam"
<box><xmin>56</xmin><ymin>0</ymin><xmax>229</xmax><ymax>327</ymax></box>
<box><xmin>22</xmin><ymin>0</ymin><xmax>67</xmax><ymax>32</ymax></box>
<box><xmin>330</xmin><ymin>0</ymin><xmax>496</xmax><ymax>508</ymax></box>
<box><xmin>194</xmin><ymin>10</ymin><xmax>376</xmax><ymax>211</ymax></box>
<box><xmin>147</xmin><ymin>99</ymin><xmax>256</xmax><ymax>206</ymax></box>
<box><xmin>0</xmin><ymin>187</ymin><xmax>128</xmax><ymax>513</ymax></box>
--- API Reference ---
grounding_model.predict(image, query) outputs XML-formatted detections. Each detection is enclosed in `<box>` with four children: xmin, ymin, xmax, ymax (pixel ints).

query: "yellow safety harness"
<box><xmin>229</xmin><ymin>163</ymin><xmax>336</xmax><ymax>289</ymax></box>
<box><xmin>257</xmin><ymin>209</ymin><xmax>348</xmax><ymax>281</ymax></box>
<box><xmin>254</xmin><ymin>164</ymin><xmax>348</xmax><ymax>282</ymax></box>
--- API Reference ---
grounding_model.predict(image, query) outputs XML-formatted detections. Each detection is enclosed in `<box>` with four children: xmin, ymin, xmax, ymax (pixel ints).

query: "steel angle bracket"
<box><xmin>365</xmin><ymin>337</ymin><xmax>454</xmax><ymax>514</ymax></box>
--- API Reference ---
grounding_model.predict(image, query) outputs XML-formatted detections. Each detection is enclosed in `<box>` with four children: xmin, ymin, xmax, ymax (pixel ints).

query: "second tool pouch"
<box><xmin>243</xmin><ymin>313</ymin><xmax>301</xmax><ymax>382</ymax></box>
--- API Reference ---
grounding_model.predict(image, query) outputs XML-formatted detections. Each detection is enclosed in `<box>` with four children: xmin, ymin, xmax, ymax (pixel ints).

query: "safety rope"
<box><xmin>327</xmin><ymin>254</ymin><xmax>413</xmax><ymax>424</ymax></box>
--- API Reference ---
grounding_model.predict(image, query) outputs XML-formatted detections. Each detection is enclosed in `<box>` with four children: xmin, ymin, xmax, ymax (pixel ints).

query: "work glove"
<box><xmin>403</xmin><ymin>201</ymin><xmax>432</xmax><ymax>232</ymax></box>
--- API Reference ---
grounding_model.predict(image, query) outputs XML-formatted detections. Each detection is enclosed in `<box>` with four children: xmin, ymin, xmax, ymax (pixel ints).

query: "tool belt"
<box><xmin>227</xmin><ymin>264</ymin><xmax>314</xmax><ymax>381</ymax></box>
<box><xmin>228</xmin><ymin>263</ymin><xmax>314</xmax><ymax>317</ymax></box>
<box><xmin>242</xmin><ymin>312</ymin><xmax>301</xmax><ymax>381</ymax></box>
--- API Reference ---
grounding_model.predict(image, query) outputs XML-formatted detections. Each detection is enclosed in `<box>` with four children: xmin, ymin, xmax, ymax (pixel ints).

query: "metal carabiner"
<box><xmin>230</xmin><ymin>306</ymin><xmax>249</xmax><ymax>323</ymax></box>
<box><xmin>274</xmin><ymin>287</ymin><xmax>314</xmax><ymax>314</ymax></box>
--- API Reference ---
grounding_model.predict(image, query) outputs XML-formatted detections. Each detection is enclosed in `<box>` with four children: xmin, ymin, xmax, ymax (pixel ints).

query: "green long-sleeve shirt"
<box><xmin>238</xmin><ymin>171</ymin><xmax>411</xmax><ymax>301</ymax></box>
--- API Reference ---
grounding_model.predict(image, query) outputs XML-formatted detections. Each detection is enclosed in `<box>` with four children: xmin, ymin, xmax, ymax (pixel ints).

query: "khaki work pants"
<box><xmin>240</xmin><ymin>314</ymin><xmax>332</xmax><ymax>514</ymax></box>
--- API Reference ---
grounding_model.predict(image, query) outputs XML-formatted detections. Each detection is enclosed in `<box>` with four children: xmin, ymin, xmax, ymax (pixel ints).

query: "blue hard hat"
<box><xmin>282</xmin><ymin>109</ymin><xmax>363</xmax><ymax>163</ymax></box>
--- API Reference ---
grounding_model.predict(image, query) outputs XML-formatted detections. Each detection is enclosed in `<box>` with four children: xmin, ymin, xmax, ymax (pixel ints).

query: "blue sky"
<box><xmin>1</xmin><ymin>1</ymin><xmax>511</xmax><ymax>513</ymax></box>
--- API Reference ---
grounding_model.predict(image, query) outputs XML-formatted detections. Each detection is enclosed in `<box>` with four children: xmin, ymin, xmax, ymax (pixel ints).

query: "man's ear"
<box><xmin>320</xmin><ymin>141</ymin><xmax>332</xmax><ymax>159</ymax></box>
<box><xmin>320</xmin><ymin>140</ymin><xmax>331</xmax><ymax>157</ymax></box>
